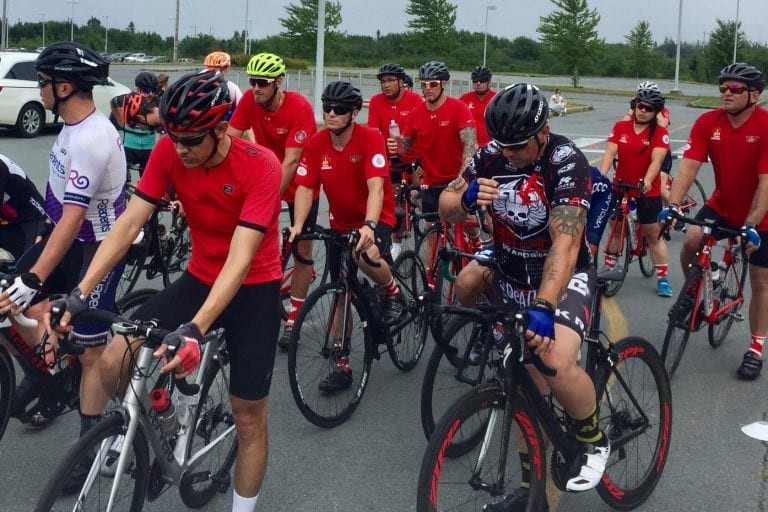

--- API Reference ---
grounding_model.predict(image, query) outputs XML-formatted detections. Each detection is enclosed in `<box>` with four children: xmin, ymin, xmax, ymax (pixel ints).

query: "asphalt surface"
<box><xmin>0</xmin><ymin>75</ymin><xmax>766</xmax><ymax>512</ymax></box>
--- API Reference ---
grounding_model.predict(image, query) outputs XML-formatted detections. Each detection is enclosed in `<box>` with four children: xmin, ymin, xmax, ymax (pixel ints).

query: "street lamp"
<box><xmin>169</xmin><ymin>17</ymin><xmax>178</xmax><ymax>62</ymax></box>
<box><xmin>483</xmin><ymin>5</ymin><xmax>497</xmax><ymax>67</ymax></box>
<box><xmin>38</xmin><ymin>12</ymin><xmax>45</xmax><ymax>48</ymax></box>
<box><xmin>247</xmin><ymin>20</ymin><xmax>253</xmax><ymax>55</ymax></box>
<box><xmin>102</xmin><ymin>15</ymin><xmax>109</xmax><ymax>54</ymax></box>
<box><xmin>67</xmin><ymin>0</ymin><xmax>79</xmax><ymax>42</ymax></box>
<box><xmin>671</xmin><ymin>0</ymin><xmax>683</xmax><ymax>93</ymax></box>
<box><xmin>732</xmin><ymin>0</ymin><xmax>740</xmax><ymax>63</ymax></box>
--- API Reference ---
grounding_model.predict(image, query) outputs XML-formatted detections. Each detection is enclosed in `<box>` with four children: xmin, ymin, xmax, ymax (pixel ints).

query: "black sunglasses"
<box><xmin>635</xmin><ymin>102</ymin><xmax>656</xmax><ymax>113</ymax></box>
<box><xmin>37</xmin><ymin>77</ymin><xmax>54</xmax><ymax>87</ymax></box>
<box><xmin>167</xmin><ymin>130</ymin><xmax>211</xmax><ymax>147</ymax></box>
<box><xmin>139</xmin><ymin>86</ymin><xmax>157</xmax><ymax>94</ymax></box>
<box><xmin>322</xmin><ymin>103</ymin><xmax>354</xmax><ymax>115</ymax></box>
<box><xmin>496</xmin><ymin>136</ymin><xmax>533</xmax><ymax>150</ymax></box>
<box><xmin>249</xmin><ymin>77</ymin><xmax>275</xmax><ymax>88</ymax></box>
<box><xmin>719</xmin><ymin>84</ymin><xmax>749</xmax><ymax>94</ymax></box>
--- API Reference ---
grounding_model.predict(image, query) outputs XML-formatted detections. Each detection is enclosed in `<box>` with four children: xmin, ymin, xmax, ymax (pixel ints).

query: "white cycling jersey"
<box><xmin>45</xmin><ymin>109</ymin><xmax>127</xmax><ymax>242</ymax></box>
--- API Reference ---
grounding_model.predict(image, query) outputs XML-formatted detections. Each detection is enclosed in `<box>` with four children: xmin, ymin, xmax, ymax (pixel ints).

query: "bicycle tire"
<box><xmin>681</xmin><ymin>179</ymin><xmax>707</xmax><ymax>220</ymax></box>
<box><xmin>165</xmin><ymin>216</ymin><xmax>191</xmax><ymax>284</ymax></box>
<box><xmin>638</xmin><ymin>237</ymin><xmax>655</xmax><ymax>278</ymax></box>
<box><xmin>287</xmin><ymin>281</ymin><xmax>373</xmax><ymax>428</ymax></box>
<box><xmin>708</xmin><ymin>245</ymin><xmax>748</xmax><ymax>348</ymax></box>
<box><xmin>179</xmin><ymin>342</ymin><xmax>238</xmax><ymax>508</ymax></box>
<box><xmin>34</xmin><ymin>412</ymin><xmax>150</xmax><ymax>512</ymax></box>
<box><xmin>116</xmin><ymin>288</ymin><xmax>158</xmax><ymax>317</ymax></box>
<box><xmin>661</xmin><ymin>268</ymin><xmax>700</xmax><ymax>379</ymax></box>
<box><xmin>599</xmin><ymin>212</ymin><xmax>630</xmax><ymax>298</ymax></box>
<box><xmin>417</xmin><ymin>224</ymin><xmax>457</xmax><ymax>304</ymax></box>
<box><xmin>0</xmin><ymin>345</ymin><xmax>14</xmax><ymax>444</ymax></box>
<box><xmin>420</xmin><ymin>316</ymin><xmax>498</xmax><ymax>449</ymax></box>
<box><xmin>416</xmin><ymin>383</ymin><xmax>547</xmax><ymax>512</ymax></box>
<box><xmin>118</xmin><ymin>234</ymin><xmax>150</xmax><ymax>297</ymax></box>
<box><xmin>388</xmin><ymin>251</ymin><xmax>429</xmax><ymax>371</ymax></box>
<box><xmin>280</xmin><ymin>226</ymin><xmax>331</xmax><ymax>320</ymax></box>
<box><xmin>594</xmin><ymin>336</ymin><xmax>672</xmax><ymax>511</ymax></box>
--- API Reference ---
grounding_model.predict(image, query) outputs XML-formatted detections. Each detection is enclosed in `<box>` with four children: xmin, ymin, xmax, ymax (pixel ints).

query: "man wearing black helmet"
<box><xmin>0</xmin><ymin>42</ymin><xmax>127</xmax><ymax>433</ymax></box>
<box><xmin>662</xmin><ymin>62</ymin><xmax>768</xmax><ymax>381</ymax></box>
<box><xmin>460</xmin><ymin>66</ymin><xmax>496</xmax><ymax>146</ymax></box>
<box><xmin>440</xmin><ymin>83</ymin><xmax>610</xmax><ymax>511</ymax></box>
<box><xmin>290</xmin><ymin>81</ymin><xmax>402</xmax><ymax>393</ymax></box>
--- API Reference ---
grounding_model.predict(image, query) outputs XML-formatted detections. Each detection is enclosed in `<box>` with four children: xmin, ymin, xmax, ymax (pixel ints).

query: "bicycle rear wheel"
<box><xmin>179</xmin><ymin>338</ymin><xmax>237</xmax><ymax>508</ymax></box>
<box><xmin>708</xmin><ymin>245</ymin><xmax>748</xmax><ymax>348</ymax></box>
<box><xmin>416</xmin><ymin>383</ymin><xmax>547</xmax><ymax>512</ymax></box>
<box><xmin>681</xmin><ymin>179</ymin><xmax>707</xmax><ymax>220</ymax></box>
<box><xmin>280</xmin><ymin>226</ymin><xmax>331</xmax><ymax>320</ymax></box>
<box><xmin>117</xmin><ymin>234</ymin><xmax>150</xmax><ymax>298</ymax></box>
<box><xmin>34</xmin><ymin>413</ymin><xmax>150</xmax><ymax>512</ymax></box>
<box><xmin>166</xmin><ymin>216</ymin><xmax>191</xmax><ymax>283</ymax></box>
<box><xmin>0</xmin><ymin>345</ymin><xmax>14</xmax><ymax>444</ymax></box>
<box><xmin>638</xmin><ymin>237</ymin><xmax>655</xmax><ymax>277</ymax></box>
<box><xmin>417</xmin><ymin>224</ymin><xmax>457</xmax><ymax>304</ymax></box>
<box><xmin>288</xmin><ymin>282</ymin><xmax>373</xmax><ymax>428</ymax></box>
<box><xmin>661</xmin><ymin>268</ymin><xmax>700</xmax><ymax>379</ymax></box>
<box><xmin>595</xmin><ymin>336</ymin><xmax>672</xmax><ymax>511</ymax></box>
<box><xmin>388</xmin><ymin>251</ymin><xmax>429</xmax><ymax>371</ymax></box>
<box><xmin>599</xmin><ymin>213</ymin><xmax>630</xmax><ymax>298</ymax></box>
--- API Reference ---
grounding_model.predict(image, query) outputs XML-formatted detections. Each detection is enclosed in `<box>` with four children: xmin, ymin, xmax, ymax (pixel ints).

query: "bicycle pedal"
<box><xmin>732</xmin><ymin>312</ymin><xmax>745</xmax><ymax>322</ymax></box>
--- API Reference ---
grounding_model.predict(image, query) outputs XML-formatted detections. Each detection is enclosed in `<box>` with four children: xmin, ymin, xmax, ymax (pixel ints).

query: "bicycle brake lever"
<box><xmin>513</xmin><ymin>312</ymin><xmax>557</xmax><ymax>377</ymax></box>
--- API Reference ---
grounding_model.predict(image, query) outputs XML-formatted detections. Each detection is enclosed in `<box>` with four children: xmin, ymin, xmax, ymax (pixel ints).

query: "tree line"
<box><xmin>5</xmin><ymin>0</ymin><xmax>767</xmax><ymax>88</ymax></box>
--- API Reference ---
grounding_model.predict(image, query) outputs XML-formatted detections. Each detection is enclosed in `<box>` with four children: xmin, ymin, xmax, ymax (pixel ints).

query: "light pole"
<box><xmin>243</xmin><ymin>0</ymin><xmax>249</xmax><ymax>54</ymax></box>
<box><xmin>169</xmin><ymin>17</ymin><xmax>178</xmax><ymax>62</ymax></box>
<box><xmin>38</xmin><ymin>12</ymin><xmax>45</xmax><ymax>48</ymax></box>
<box><xmin>67</xmin><ymin>0</ymin><xmax>79</xmax><ymax>42</ymax></box>
<box><xmin>483</xmin><ymin>5</ymin><xmax>497</xmax><ymax>67</ymax></box>
<box><xmin>102</xmin><ymin>15</ymin><xmax>108</xmax><ymax>54</ymax></box>
<box><xmin>671</xmin><ymin>0</ymin><xmax>683</xmax><ymax>93</ymax></box>
<box><xmin>247</xmin><ymin>20</ymin><xmax>253</xmax><ymax>55</ymax></box>
<box><xmin>732</xmin><ymin>0</ymin><xmax>740</xmax><ymax>63</ymax></box>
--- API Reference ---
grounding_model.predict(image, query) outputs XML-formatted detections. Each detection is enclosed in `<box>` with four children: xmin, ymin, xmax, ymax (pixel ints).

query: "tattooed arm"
<box><xmin>438</xmin><ymin>175</ymin><xmax>471</xmax><ymax>224</ymax></box>
<box><xmin>401</xmin><ymin>135</ymin><xmax>415</xmax><ymax>155</ymax></box>
<box><xmin>538</xmin><ymin>205</ymin><xmax>587</xmax><ymax>307</ymax></box>
<box><xmin>459</xmin><ymin>127</ymin><xmax>478</xmax><ymax>175</ymax></box>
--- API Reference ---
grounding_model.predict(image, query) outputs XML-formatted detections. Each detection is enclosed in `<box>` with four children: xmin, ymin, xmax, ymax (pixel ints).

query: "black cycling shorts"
<box><xmin>608</xmin><ymin>192</ymin><xmax>663</xmax><ymax>225</ymax></box>
<box><xmin>695</xmin><ymin>205</ymin><xmax>768</xmax><ymax>268</ymax></box>
<box><xmin>130</xmin><ymin>272</ymin><xmax>281</xmax><ymax>401</ymax></box>
<box><xmin>287</xmin><ymin>198</ymin><xmax>319</xmax><ymax>233</ymax></box>
<box><xmin>420</xmin><ymin>183</ymin><xmax>449</xmax><ymax>215</ymax></box>
<box><xmin>0</xmin><ymin>219</ymin><xmax>46</xmax><ymax>261</ymax></box>
<box><xmin>328</xmin><ymin>223</ymin><xmax>393</xmax><ymax>282</ymax></box>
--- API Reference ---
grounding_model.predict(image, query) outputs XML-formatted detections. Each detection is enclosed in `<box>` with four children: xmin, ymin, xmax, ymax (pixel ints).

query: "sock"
<box><xmin>286</xmin><ymin>296</ymin><xmax>305</xmax><ymax>326</ymax></box>
<box><xmin>604</xmin><ymin>254</ymin><xmax>617</xmax><ymax>269</ymax></box>
<box><xmin>749</xmin><ymin>334</ymin><xmax>766</xmax><ymax>356</ymax></box>
<box><xmin>572</xmin><ymin>407</ymin><xmax>604</xmax><ymax>444</ymax></box>
<box><xmin>232</xmin><ymin>489</ymin><xmax>258</xmax><ymax>512</ymax></box>
<box><xmin>79</xmin><ymin>411</ymin><xmax>102</xmax><ymax>438</ymax></box>
<box><xmin>383</xmin><ymin>277</ymin><xmax>400</xmax><ymax>296</ymax></box>
<box><xmin>468</xmin><ymin>233</ymin><xmax>482</xmax><ymax>249</ymax></box>
<box><xmin>655</xmin><ymin>264</ymin><xmax>669</xmax><ymax>279</ymax></box>
<box><xmin>519</xmin><ymin>451</ymin><xmax>531</xmax><ymax>489</ymax></box>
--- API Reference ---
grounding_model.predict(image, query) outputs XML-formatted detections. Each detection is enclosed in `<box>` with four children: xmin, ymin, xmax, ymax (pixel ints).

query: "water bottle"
<box><xmin>710</xmin><ymin>261</ymin><xmax>721</xmax><ymax>285</ymax></box>
<box><xmin>388</xmin><ymin>120</ymin><xmax>402</xmax><ymax>155</ymax></box>
<box><xmin>150</xmin><ymin>388</ymin><xmax>179</xmax><ymax>438</ymax></box>
<box><xmin>627</xmin><ymin>199</ymin><xmax>638</xmax><ymax>249</ymax></box>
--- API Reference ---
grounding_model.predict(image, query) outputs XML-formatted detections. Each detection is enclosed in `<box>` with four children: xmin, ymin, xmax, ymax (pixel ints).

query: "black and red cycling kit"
<box><xmin>0</xmin><ymin>154</ymin><xmax>47</xmax><ymax>259</ymax></box>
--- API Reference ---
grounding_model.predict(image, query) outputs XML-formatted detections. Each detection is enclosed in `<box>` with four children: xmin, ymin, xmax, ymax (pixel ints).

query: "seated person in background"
<box><xmin>550</xmin><ymin>88</ymin><xmax>567</xmax><ymax>116</ymax></box>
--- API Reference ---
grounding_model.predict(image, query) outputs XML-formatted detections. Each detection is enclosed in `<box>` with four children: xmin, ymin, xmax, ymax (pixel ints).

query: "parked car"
<box><xmin>0</xmin><ymin>52</ymin><xmax>131</xmax><ymax>137</ymax></box>
<box><xmin>109</xmin><ymin>52</ymin><xmax>131</xmax><ymax>62</ymax></box>
<box><xmin>123</xmin><ymin>53</ymin><xmax>147</xmax><ymax>63</ymax></box>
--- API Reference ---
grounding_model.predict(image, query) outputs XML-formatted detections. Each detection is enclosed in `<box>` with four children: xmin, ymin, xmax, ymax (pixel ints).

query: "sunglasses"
<box><xmin>635</xmin><ymin>102</ymin><xmax>656</xmax><ymax>113</ymax></box>
<box><xmin>719</xmin><ymin>84</ymin><xmax>749</xmax><ymax>94</ymax></box>
<box><xmin>167</xmin><ymin>130</ymin><xmax>211</xmax><ymax>147</ymax></box>
<box><xmin>249</xmin><ymin>77</ymin><xmax>275</xmax><ymax>88</ymax></box>
<box><xmin>496</xmin><ymin>137</ymin><xmax>532</xmax><ymax>150</ymax></box>
<box><xmin>420</xmin><ymin>80</ymin><xmax>441</xmax><ymax>89</ymax></box>
<box><xmin>37</xmin><ymin>77</ymin><xmax>53</xmax><ymax>87</ymax></box>
<box><xmin>139</xmin><ymin>86</ymin><xmax>157</xmax><ymax>94</ymax></box>
<box><xmin>473</xmin><ymin>79</ymin><xmax>489</xmax><ymax>84</ymax></box>
<box><xmin>322</xmin><ymin>103</ymin><xmax>354</xmax><ymax>115</ymax></box>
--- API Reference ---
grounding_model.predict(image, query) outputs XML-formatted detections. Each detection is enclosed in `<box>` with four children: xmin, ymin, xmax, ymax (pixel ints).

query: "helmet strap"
<box><xmin>50</xmin><ymin>78</ymin><xmax>78</xmax><ymax>116</ymax></box>
<box><xmin>427</xmin><ymin>86</ymin><xmax>445</xmax><ymax>105</ymax></box>
<box><xmin>728</xmin><ymin>95</ymin><xmax>756</xmax><ymax>117</ymax></box>
<box><xmin>329</xmin><ymin>116</ymin><xmax>354</xmax><ymax>137</ymax></box>
<box><xmin>259</xmin><ymin>86</ymin><xmax>281</xmax><ymax>111</ymax></box>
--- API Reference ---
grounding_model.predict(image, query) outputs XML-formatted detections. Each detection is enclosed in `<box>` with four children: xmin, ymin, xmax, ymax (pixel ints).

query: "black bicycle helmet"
<box><xmin>376</xmin><ymin>63</ymin><xmax>406</xmax><ymax>80</ymax></box>
<box><xmin>35</xmin><ymin>41</ymin><xmax>109</xmax><ymax>90</ymax></box>
<box><xmin>719</xmin><ymin>63</ymin><xmax>765</xmax><ymax>92</ymax></box>
<box><xmin>418</xmin><ymin>60</ymin><xmax>450</xmax><ymax>81</ymax></box>
<box><xmin>471</xmin><ymin>66</ymin><xmax>492</xmax><ymax>82</ymax></box>
<box><xmin>634</xmin><ymin>88</ymin><xmax>665</xmax><ymax>111</ymax></box>
<box><xmin>160</xmin><ymin>70</ymin><xmax>232</xmax><ymax>132</ymax></box>
<box><xmin>135</xmin><ymin>71</ymin><xmax>159</xmax><ymax>90</ymax></box>
<box><xmin>485</xmin><ymin>83</ymin><xmax>548</xmax><ymax>146</ymax></box>
<box><xmin>321</xmin><ymin>81</ymin><xmax>363</xmax><ymax>110</ymax></box>
<box><xmin>403</xmin><ymin>74</ymin><xmax>414</xmax><ymax>89</ymax></box>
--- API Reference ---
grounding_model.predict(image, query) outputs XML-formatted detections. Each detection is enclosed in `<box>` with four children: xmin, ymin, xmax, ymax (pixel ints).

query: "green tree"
<box><xmin>701</xmin><ymin>19</ymin><xmax>746</xmax><ymax>81</ymax></box>
<box><xmin>405</xmin><ymin>0</ymin><xmax>458</xmax><ymax>54</ymax></box>
<box><xmin>279</xmin><ymin>0</ymin><xmax>342</xmax><ymax>59</ymax></box>
<box><xmin>624</xmin><ymin>20</ymin><xmax>654</xmax><ymax>78</ymax></box>
<box><xmin>537</xmin><ymin>0</ymin><xmax>602</xmax><ymax>87</ymax></box>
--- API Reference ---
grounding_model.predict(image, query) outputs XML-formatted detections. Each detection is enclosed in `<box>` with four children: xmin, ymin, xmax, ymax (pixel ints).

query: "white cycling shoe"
<box><xmin>565</xmin><ymin>438</ymin><xmax>611</xmax><ymax>492</ymax></box>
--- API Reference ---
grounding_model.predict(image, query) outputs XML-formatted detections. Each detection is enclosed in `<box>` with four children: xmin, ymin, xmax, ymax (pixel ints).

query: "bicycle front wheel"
<box><xmin>288</xmin><ymin>282</ymin><xmax>373</xmax><ymax>428</ymax></box>
<box><xmin>388</xmin><ymin>250</ymin><xmax>429</xmax><ymax>371</ymax></box>
<box><xmin>280</xmin><ymin>226</ymin><xmax>331</xmax><ymax>320</ymax></box>
<box><xmin>34</xmin><ymin>413</ymin><xmax>150</xmax><ymax>512</ymax></box>
<box><xmin>179</xmin><ymin>341</ymin><xmax>238</xmax><ymax>508</ymax></box>
<box><xmin>0</xmin><ymin>345</ymin><xmax>15</xmax><ymax>444</ymax></box>
<box><xmin>661</xmin><ymin>268</ymin><xmax>700</xmax><ymax>379</ymax></box>
<box><xmin>595</xmin><ymin>336</ymin><xmax>672</xmax><ymax>511</ymax></box>
<box><xmin>638</xmin><ymin>237</ymin><xmax>655</xmax><ymax>278</ymax></box>
<box><xmin>708</xmin><ymin>245</ymin><xmax>748</xmax><ymax>348</ymax></box>
<box><xmin>599</xmin><ymin>213</ymin><xmax>630</xmax><ymax>298</ymax></box>
<box><xmin>416</xmin><ymin>383</ymin><xmax>547</xmax><ymax>512</ymax></box>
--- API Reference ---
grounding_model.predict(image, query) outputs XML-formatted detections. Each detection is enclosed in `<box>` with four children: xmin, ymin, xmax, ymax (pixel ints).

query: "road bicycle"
<box><xmin>660</xmin><ymin>215</ymin><xmax>747</xmax><ymax>380</ymax></box>
<box><xmin>416</xmin><ymin>252</ymin><xmax>672</xmax><ymax>512</ymax></box>
<box><xmin>279</xmin><ymin>223</ymin><xmax>330</xmax><ymax>320</ymax></box>
<box><xmin>34</xmin><ymin>305</ymin><xmax>236</xmax><ymax>512</ymax></box>
<box><xmin>286</xmin><ymin>229</ymin><xmax>429</xmax><ymax>428</ymax></box>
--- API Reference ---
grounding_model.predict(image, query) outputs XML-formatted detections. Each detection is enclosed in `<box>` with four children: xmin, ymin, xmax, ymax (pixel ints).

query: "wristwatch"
<box><xmin>364</xmin><ymin>220</ymin><xmax>377</xmax><ymax>230</ymax></box>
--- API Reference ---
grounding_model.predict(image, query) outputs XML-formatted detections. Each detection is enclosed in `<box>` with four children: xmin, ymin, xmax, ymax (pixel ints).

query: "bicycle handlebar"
<box><xmin>660</xmin><ymin>214</ymin><xmax>743</xmax><ymax>241</ymax></box>
<box><xmin>289</xmin><ymin>228</ymin><xmax>380</xmax><ymax>268</ymax></box>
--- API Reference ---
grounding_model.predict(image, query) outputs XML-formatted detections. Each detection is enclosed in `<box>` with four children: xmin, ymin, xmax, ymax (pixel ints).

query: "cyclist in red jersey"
<box><xmin>46</xmin><ymin>70</ymin><xmax>283</xmax><ymax>510</ymax></box>
<box><xmin>459</xmin><ymin>66</ymin><xmax>497</xmax><ymax>146</ymax></box>
<box><xmin>599</xmin><ymin>88</ymin><xmax>673</xmax><ymax>297</ymax></box>
<box><xmin>290</xmin><ymin>81</ymin><xmax>403</xmax><ymax>393</ymax></box>
<box><xmin>227</xmin><ymin>52</ymin><xmax>319</xmax><ymax>350</ymax></box>
<box><xmin>662</xmin><ymin>63</ymin><xmax>768</xmax><ymax>380</ymax></box>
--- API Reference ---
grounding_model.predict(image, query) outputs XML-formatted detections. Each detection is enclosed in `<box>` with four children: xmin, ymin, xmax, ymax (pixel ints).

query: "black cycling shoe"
<box><xmin>317</xmin><ymin>367</ymin><xmax>353</xmax><ymax>393</ymax></box>
<box><xmin>9</xmin><ymin>375</ymin><xmax>44</xmax><ymax>418</ymax></box>
<box><xmin>20</xmin><ymin>396</ymin><xmax>66</xmax><ymax>429</ymax></box>
<box><xmin>483</xmin><ymin>487</ymin><xmax>549</xmax><ymax>512</ymax></box>
<box><xmin>737</xmin><ymin>351</ymin><xmax>763</xmax><ymax>380</ymax></box>
<box><xmin>381</xmin><ymin>293</ymin><xmax>405</xmax><ymax>326</ymax></box>
<box><xmin>277</xmin><ymin>325</ymin><xmax>293</xmax><ymax>352</ymax></box>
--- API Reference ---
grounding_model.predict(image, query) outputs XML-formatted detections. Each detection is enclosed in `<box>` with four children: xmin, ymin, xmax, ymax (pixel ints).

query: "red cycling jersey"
<box><xmin>608</xmin><ymin>120</ymin><xmax>670</xmax><ymax>198</ymax></box>
<box><xmin>683</xmin><ymin>106</ymin><xmax>768</xmax><ymax>230</ymax></box>
<box><xmin>137</xmin><ymin>136</ymin><xmax>282</xmax><ymax>285</ymax></box>
<box><xmin>368</xmin><ymin>89</ymin><xmax>423</xmax><ymax>163</ymax></box>
<box><xmin>294</xmin><ymin>124</ymin><xmax>396</xmax><ymax>231</ymax></box>
<box><xmin>229</xmin><ymin>90</ymin><xmax>317</xmax><ymax>203</ymax></box>
<box><xmin>401</xmin><ymin>97</ymin><xmax>476</xmax><ymax>186</ymax></box>
<box><xmin>459</xmin><ymin>90</ymin><xmax>496</xmax><ymax>146</ymax></box>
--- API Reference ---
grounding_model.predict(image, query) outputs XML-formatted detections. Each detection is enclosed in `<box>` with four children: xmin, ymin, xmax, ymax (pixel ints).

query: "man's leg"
<box><xmin>737</xmin><ymin>264</ymin><xmax>768</xmax><ymax>379</ymax></box>
<box><xmin>230</xmin><ymin>396</ymin><xmax>269</xmax><ymax>512</ymax></box>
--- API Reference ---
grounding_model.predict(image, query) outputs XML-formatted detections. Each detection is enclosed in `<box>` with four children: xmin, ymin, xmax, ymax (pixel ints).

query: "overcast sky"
<box><xmin>8</xmin><ymin>0</ymin><xmax>768</xmax><ymax>47</ymax></box>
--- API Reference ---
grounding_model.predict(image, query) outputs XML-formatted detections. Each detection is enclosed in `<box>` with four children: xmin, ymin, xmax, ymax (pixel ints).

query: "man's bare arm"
<box><xmin>539</xmin><ymin>205</ymin><xmax>586</xmax><ymax>304</ymax></box>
